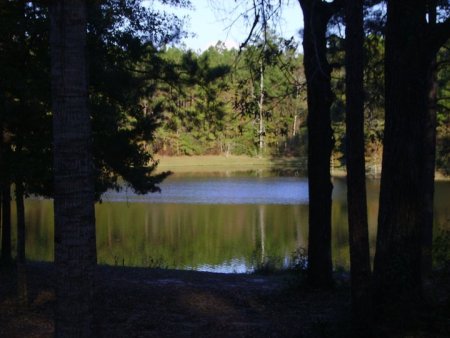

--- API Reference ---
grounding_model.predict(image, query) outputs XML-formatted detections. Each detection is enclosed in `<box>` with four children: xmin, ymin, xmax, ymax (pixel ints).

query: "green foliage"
<box><xmin>436</xmin><ymin>42</ymin><xmax>450</xmax><ymax>175</ymax></box>
<box><xmin>178</xmin><ymin>133</ymin><xmax>204</xmax><ymax>155</ymax></box>
<box><xmin>147</xmin><ymin>34</ymin><xmax>307</xmax><ymax>157</ymax></box>
<box><xmin>290</xmin><ymin>247</ymin><xmax>308</xmax><ymax>272</ymax></box>
<box><xmin>432</xmin><ymin>229</ymin><xmax>450</xmax><ymax>305</ymax></box>
<box><xmin>0</xmin><ymin>0</ymin><xmax>189</xmax><ymax>200</ymax></box>
<box><xmin>0</xmin><ymin>2</ymin><xmax>52</xmax><ymax>196</ymax></box>
<box><xmin>252</xmin><ymin>247</ymin><xmax>308</xmax><ymax>275</ymax></box>
<box><xmin>2</xmin><ymin>0</ymin><xmax>449</xmax><ymax>203</ymax></box>
<box><xmin>252</xmin><ymin>255</ymin><xmax>284</xmax><ymax>275</ymax></box>
<box><xmin>436</xmin><ymin>131</ymin><xmax>450</xmax><ymax>175</ymax></box>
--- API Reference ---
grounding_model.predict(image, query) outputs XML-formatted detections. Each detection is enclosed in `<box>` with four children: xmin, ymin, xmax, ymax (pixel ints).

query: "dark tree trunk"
<box><xmin>372</xmin><ymin>0</ymin><xmax>446</xmax><ymax>315</ymax></box>
<box><xmin>344</xmin><ymin>0</ymin><xmax>372</xmax><ymax>326</ymax></box>
<box><xmin>298</xmin><ymin>0</ymin><xmax>342</xmax><ymax>289</ymax></box>
<box><xmin>50</xmin><ymin>1</ymin><xmax>97</xmax><ymax>336</ymax></box>
<box><xmin>421</xmin><ymin>0</ymin><xmax>438</xmax><ymax>282</ymax></box>
<box><xmin>1</xmin><ymin>116</ymin><xmax>12</xmax><ymax>266</ymax></box>
<box><xmin>15</xmin><ymin>180</ymin><xmax>27</xmax><ymax>305</ymax></box>
<box><xmin>1</xmin><ymin>184</ymin><xmax>12</xmax><ymax>266</ymax></box>
<box><xmin>0</xmin><ymin>119</ymin><xmax>2</xmax><ymax>259</ymax></box>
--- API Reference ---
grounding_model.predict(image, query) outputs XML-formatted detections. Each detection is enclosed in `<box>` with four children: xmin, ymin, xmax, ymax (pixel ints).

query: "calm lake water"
<box><xmin>13</xmin><ymin>174</ymin><xmax>450</xmax><ymax>273</ymax></box>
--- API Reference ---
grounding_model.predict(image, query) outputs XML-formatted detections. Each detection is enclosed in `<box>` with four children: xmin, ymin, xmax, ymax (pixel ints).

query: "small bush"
<box><xmin>290</xmin><ymin>247</ymin><xmax>308</xmax><ymax>272</ymax></box>
<box><xmin>252</xmin><ymin>255</ymin><xmax>284</xmax><ymax>275</ymax></box>
<box><xmin>252</xmin><ymin>247</ymin><xmax>309</xmax><ymax>275</ymax></box>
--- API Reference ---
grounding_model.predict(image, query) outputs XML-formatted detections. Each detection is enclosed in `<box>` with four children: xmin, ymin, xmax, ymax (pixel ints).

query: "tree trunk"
<box><xmin>0</xmin><ymin>117</ymin><xmax>2</xmax><ymax>262</ymax></box>
<box><xmin>299</xmin><ymin>0</ymin><xmax>341</xmax><ymax>288</ymax></box>
<box><xmin>16</xmin><ymin>180</ymin><xmax>27</xmax><ymax>306</ymax></box>
<box><xmin>344</xmin><ymin>0</ymin><xmax>372</xmax><ymax>328</ymax></box>
<box><xmin>1</xmin><ymin>184</ymin><xmax>12</xmax><ymax>266</ymax></box>
<box><xmin>1</xmin><ymin>115</ymin><xmax>12</xmax><ymax>266</ymax></box>
<box><xmin>50</xmin><ymin>1</ymin><xmax>97</xmax><ymax>336</ymax></box>
<box><xmin>372</xmin><ymin>0</ymin><xmax>431</xmax><ymax>315</ymax></box>
<box><xmin>258</xmin><ymin>59</ymin><xmax>265</xmax><ymax>156</ymax></box>
<box><xmin>421</xmin><ymin>0</ymin><xmax>438</xmax><ymax>282</ymax></box>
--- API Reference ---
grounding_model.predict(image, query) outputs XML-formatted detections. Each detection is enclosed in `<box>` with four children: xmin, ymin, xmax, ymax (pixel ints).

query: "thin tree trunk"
<box><xmin>1</xmin><ymin>184</ymin><xmax>12</xmax><ymax>266</ymax></box>
<box><xmin>299</xmin><ymin>0</ymin><xmax>342</xmax><ymax>288</ymax></box>
<box><xmin>258</xmin><ymin>60</ymin><xmax>265</xmax><ymax>156</ymax></box>
<box><xmin>50</xmin><ymin>1</ymin><xmax>97</xmax><ymax>336</ymax></box>
<box><xmin>1</xmin><ymin>115</ymin><xmax>12</xmax><ymax>266</ymax></box>
<box><xmin>16</xmin><ymin>180</ymin><xmax>27</xmax><ymax>306</ymax></box>
<box><xmin>422</xmin><ymin>0</ymin><xmax>438</xmax><ymax>282</ymax></box>
<box><xmin>0</xmin><ymin>123</ymin><xmax>2</xmax><ymax>265</ymax></box>
<box><xmin>344</xmin><ymin>0</ymin><xmax>372</xmax><ymax>328</ymax></box>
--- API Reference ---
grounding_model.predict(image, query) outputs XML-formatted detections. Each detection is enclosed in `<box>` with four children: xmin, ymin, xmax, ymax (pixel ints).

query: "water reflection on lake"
<box><xmin>103</xmin><ymin>176</ymin><xmax>309</xmax><ymax>205</ymax></box>
<box><xmin>14</xmin><ymin>175</ymin><xmax>450</xmax><ymax>273</ymax></box>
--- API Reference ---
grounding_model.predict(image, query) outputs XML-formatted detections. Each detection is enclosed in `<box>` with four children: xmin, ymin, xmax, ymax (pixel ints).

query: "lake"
<box><xmin>13</xmin><ymin>174</ymin><xmax>450</xmax><ymax>273</ymax></box>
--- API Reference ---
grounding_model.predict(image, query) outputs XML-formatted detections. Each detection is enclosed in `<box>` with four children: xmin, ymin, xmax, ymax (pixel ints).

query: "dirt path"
<box><xmin>1</xmin><ymin>263</ymin><xmax>351</xmax><ymax>337</ymax></box>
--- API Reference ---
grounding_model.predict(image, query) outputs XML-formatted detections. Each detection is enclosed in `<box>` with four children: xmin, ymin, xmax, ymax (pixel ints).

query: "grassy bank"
<box><xmin>155</xmin><ymin>155</ymin><xmax>449</xmax><ymax>180</ymax></box>
<box><xmin>155</xmin><ymin>155</ymin><xmax>308</xmax><ymax>175</ymax></box>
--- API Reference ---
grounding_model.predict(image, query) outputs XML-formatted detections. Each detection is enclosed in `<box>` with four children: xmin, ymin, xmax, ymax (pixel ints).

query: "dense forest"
<box><xmin>1</xmin><ymin>0</ymin><xmax>450</xmax><ymax>336</ymax></box>
<box><xmin>150</xmin><ymin>39</ymin><xmax>449</xmax><ymax>172</ymax></box>
<box><xmin>1</xmin><ymin>2</ymin><xmax>449</xmax><ymax>173</ymax></box>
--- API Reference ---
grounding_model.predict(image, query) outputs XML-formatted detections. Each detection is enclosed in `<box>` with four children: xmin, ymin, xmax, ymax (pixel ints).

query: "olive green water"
<box><xmin>12</xmin><ymin>176</ymin><xmax>450</xmax><ymax>273</ymax></box>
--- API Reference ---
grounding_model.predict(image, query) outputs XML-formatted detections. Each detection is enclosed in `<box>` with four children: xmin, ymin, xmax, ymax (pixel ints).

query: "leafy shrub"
<box><xmin>252</xmin><ymin>247</ymin><xmax>309</xmax><ymax>275</ymax></box>
<box><xmin>290</xmin><ymin>247</ymin><xmax>308</xmax><ymax>272</ymax></box>
<box><xmin>252</xmin><ymin>255</ymin><xmax>284</xmax><ymax>275</ymax></box>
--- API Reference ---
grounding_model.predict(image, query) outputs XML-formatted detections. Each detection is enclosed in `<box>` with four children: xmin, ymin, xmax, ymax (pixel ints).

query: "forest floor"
<box><xmin>1</xmin><ymin>262</ymin><xmax>450</xmax><ymax>337</ymax></box>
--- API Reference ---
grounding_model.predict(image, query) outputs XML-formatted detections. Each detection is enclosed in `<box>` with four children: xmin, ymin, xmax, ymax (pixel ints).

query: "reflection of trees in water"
<box><xmin>15</xmin><ymin>183</ymin><xmax>450</xmax><ymax>271</ymax></box>
<box><xmin>258</xmin><ymin>205</ymin><xmax>265</xmax><ymax>263</ymax></box>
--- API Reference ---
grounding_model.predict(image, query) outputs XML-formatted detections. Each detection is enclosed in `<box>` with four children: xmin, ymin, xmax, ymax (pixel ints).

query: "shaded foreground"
<box><xmin>1</xmin><ymin>263</ymin><xmax>351</xmax><ymax>337</ymax></box>
<box><xmin>1</xmin><ymin>263</ymin><xmax>449</xmax><ymax>337</ymax></box>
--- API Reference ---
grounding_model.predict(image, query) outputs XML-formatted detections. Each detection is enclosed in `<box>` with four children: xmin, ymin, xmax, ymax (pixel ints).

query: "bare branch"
<box><xmin>239</xmin><ymin>12</ymin><xmax>260</xmax><ymax>53</ymax></box>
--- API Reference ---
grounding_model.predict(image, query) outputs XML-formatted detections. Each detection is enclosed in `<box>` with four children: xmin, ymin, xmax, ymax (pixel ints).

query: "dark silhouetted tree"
<box><xmin>50</xmin><ymin>0</ymin><xmax>96</xmax><ymax>335</ymax></box>
<box><xmin>298</xmin><ymin>0</ymin><xmax>343</xmax><ymax>288</ymax></box>
<box><xmin>344</xmin><ymin>0</ymin><xmax>371</xmax><ymax>328</ymax></box>
<box><xmin>373</xmin><ymin>0</ymin><xmax>450</xmax><ymax>316</ymax></box>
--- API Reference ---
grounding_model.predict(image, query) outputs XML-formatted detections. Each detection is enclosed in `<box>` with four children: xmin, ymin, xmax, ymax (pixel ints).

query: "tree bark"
<box><xmin>344</xmin><ymin>0</ymin><xmax>372</xmax><ymax>327</ymax></box>
<box><xmin>372</xmin><ymin>0</ymin><xmax>436</xmax><ymax>315</ymax></box>
<box><xmin>0</xmin><ymin>117</ymin><xmax>2</xmax><ymax>262</ymax></box>
<box><xmin>421</xmin><ymin>0</ymin><xmax>438</xmax><ymax>282</ymax></box>
<box><xmin>50</xmin><ymin>1</ymin><xmax>97</xmax><ymax>336</ymax></box>
<box><xmin>258</xmin><ymin>59</ymin><xmax>265</xmax><ymax>156</ymax></box>
<box><xmin>16</xmin><ymin>180</ymin><xmax>27</xmax><ymax>306</ymax></box>
<box><xmin>298</xmin><ymin>0</ymin><xmax>342</xmax><ymax>288</ymax></box>
<box><xmin>0</xmin><ymin>115</ymin><xmax>12</xmax><ymax>266</ymax></box>
<box><xmin>1</xmin><ymin>184</ymin><xmax>12</xmax><ymax>266</ymax></box>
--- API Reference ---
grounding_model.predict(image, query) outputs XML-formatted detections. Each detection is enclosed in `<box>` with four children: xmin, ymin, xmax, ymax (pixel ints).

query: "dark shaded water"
<box><xmin>13</xmin><ymin>175</ymin><xmax>450</xmax><ymax>273</ymax></box>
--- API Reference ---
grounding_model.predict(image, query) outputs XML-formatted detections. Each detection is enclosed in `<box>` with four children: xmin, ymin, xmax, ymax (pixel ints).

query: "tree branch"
<box><xmin>239</xmin><ymin>11</ymin><xmax>260</xmax><ymax>53</ymax></box>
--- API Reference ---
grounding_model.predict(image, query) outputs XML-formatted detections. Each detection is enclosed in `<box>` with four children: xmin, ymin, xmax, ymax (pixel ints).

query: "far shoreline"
<box><xmin>155</xmin><ymin>155</ymin><xmax>449</xmax><ymax>180</ymax></box>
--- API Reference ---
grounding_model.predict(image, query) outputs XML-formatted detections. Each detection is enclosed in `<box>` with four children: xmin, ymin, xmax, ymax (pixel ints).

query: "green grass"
<box><xmin>155</xmin><ymin>155</ymin><xmax>307</xmax><ymax>174</ymax></box>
